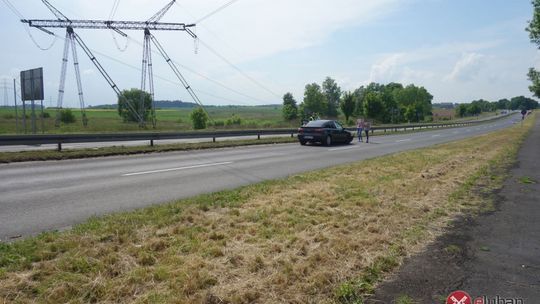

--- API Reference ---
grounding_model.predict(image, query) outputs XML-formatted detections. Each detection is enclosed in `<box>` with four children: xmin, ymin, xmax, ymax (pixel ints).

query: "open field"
<box><xmin>0</xmin><ymin>106</ymin><xmax>502</xmax><ymax>135</ymax></box>
<box><xmin>0</xmin><ymin>114</ymin><xmax>534</xmax><ymax>303</ymax></box>
<box><xmin>0</xmin><ymin>106</ymin><xmax>293</xmax><ymax>135</ymax></box>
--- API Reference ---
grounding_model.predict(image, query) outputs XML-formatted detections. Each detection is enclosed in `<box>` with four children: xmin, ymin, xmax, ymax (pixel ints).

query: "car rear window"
<box><xmin>304</xmin><ymin>120</ymin><xmax>327</xmax><ymax>127</ymax></box>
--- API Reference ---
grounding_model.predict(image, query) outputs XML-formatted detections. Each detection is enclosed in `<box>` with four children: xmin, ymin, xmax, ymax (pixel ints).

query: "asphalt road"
<box><xmin>0</xmin><ymin>114</ymin><xmax>522</xmax><ymax>241</ymax></box>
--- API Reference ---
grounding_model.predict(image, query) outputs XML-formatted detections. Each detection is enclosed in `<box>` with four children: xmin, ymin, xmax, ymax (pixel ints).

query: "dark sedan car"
<box><xmin>297</xmin><ymin>120</ymin><xmax>353</xmax><ymax>146</ymax></box>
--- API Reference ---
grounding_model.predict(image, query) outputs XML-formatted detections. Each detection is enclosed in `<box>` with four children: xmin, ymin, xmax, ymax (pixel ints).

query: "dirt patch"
<box><xmin>369</xmin><ymin>116</ymin><xmax>540</xmax><ymax>303</ymax></box>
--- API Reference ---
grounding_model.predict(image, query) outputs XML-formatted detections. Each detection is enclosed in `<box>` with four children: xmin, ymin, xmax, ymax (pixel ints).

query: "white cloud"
<box><xmin>446</xmin><ymin>52</ymin><xmax>486</xmax><ymax>82</ymax></box>
<box><xmin>368</xmin><ymin>53</ymin><xmax>405</xmax><ymax>83</ymax></box>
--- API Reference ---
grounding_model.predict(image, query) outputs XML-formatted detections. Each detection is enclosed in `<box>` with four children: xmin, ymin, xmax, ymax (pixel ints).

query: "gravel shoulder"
<box><xmin>369</xmin><ymin>117</ymin><xmax>540</xmax><ymax>303</ymax></box>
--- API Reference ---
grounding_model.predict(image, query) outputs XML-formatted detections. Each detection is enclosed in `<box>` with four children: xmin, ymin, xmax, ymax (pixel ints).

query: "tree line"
<box><xmin>454</xmin><ymin>96</ymin><xmax>539</xmax><ymax>118</ymax></box>
<box><xmin>282</xmin><ymin>77</ymin><xmax>434</xmax><ymax>124</ymax></box>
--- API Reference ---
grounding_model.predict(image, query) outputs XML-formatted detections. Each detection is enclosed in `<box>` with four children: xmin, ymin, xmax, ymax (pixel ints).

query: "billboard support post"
<box><xmin>13</xmin><ymin>78</ymin><xmax>18</xmax><ymax>134</ymax></box>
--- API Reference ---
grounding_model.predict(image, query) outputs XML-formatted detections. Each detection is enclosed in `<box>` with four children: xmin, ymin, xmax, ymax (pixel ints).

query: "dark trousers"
<box><xmin>364</xmin><ymin>129</ymin><xmax>370</xmax><ymax>143</ymax></box>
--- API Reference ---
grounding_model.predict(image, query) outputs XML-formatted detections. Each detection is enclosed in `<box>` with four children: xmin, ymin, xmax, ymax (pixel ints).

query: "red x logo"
<box><xmin>447</xmin><ymin>291</ymin><xmax>472</xmax><ymax>304</ymax></box>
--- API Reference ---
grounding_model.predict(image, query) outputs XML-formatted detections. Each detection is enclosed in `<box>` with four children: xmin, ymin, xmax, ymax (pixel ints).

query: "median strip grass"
<box><xmin>0</xmin><ymin>115</ymin><xmax>535</xmax><ymax>303</ymax></box>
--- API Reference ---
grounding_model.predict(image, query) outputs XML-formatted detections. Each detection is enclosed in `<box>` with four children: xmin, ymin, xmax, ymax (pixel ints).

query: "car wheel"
<box><xmin>299</xmin><ymin>140</ymin><xmax>306</xmax><ymax>145</ymax></box>
<box><xmin>324</xmin><ymin>135</ymin><xmax>332</xmax><ymax>146</ymax></box>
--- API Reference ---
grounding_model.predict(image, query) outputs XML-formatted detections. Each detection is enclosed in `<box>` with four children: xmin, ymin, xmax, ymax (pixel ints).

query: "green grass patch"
<box><xmin>518</xmin><ymin>176</ymin><xmax>537</xmax><ymax>184</ymax></box>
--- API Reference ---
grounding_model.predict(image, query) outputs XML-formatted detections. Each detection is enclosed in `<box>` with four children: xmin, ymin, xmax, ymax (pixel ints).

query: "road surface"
<box><xmin>0</xmin><ymin>114</ymin><xmax>522</xmax><ymax>241</ymax></box>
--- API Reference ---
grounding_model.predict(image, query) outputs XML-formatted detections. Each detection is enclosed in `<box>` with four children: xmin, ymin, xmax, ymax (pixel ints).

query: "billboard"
<box><xmin>20</xmin><ymin>68</ymin><xmax>44</xmax><ymax>101</ymax></box>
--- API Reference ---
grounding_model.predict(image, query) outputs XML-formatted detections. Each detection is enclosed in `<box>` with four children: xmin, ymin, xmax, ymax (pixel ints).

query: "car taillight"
<box><xmin>298</xmin><ymin>128</ymin><xmax>304</xmax><ymax>133</ymax></box>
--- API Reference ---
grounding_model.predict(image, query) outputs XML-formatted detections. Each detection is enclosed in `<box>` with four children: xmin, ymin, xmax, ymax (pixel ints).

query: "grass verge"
<box><xmin>0</xmin><ymin>115</ymin><xmax>535</xmax><ymax>303</ymax></box>
<box><xmin>0</xmin><ymin>137</ymin><xmax>296</xmax><ymax>163</ymax></box>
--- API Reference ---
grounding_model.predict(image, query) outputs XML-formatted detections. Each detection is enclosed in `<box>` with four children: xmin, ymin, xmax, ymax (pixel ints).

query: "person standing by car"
<box><xmin>364</xmin><ymin>120</ymin><xmax>371</xmax><ymax>143</ymax></box>
<box><xmin>356</xmin><ymin>118</ymin><xmax>364</xmax><ymax>142</ymax></box>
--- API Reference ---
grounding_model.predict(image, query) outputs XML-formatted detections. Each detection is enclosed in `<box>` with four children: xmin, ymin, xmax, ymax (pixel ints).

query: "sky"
<box><xmin>0</xmin><ymin>0</ymin><xmax>539</xmax><ymax>108</ymax></box>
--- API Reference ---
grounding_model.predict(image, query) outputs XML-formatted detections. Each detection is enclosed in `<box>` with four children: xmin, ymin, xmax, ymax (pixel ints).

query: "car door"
<box><xmin>333</xmin><ymin>121</ymin><xmax>346</xmax><ymax>142</ymax></box>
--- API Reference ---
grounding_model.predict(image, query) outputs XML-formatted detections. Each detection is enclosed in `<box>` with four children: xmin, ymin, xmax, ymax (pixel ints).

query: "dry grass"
<box><xmin>0</xmin><ymin>115</ymin><xmax>535</xmax><ymax>303</ymax></box>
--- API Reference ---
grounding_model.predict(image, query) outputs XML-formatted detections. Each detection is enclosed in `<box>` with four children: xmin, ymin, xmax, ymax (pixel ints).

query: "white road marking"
<box><xmin>328</xmin><ymin>146</ymin><xmax>357</xmax><ymax>151</ymax></box>
<box><xmin>122</xmin><ymin>161</ymin><xmax>233</xmax><ymax>177</ymax></box>
<box><xmin>431</xmin><ymin>134</ymin><xmax>441</xmax><ymax>137</ymax></box>
<box><xmin>396</xmin><ymin>139</ymin><xmax>411</xmax><ymax>143</ymax></box>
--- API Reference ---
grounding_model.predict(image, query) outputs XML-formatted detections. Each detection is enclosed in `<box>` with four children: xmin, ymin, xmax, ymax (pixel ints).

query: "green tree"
<box><xmin>381</xmin><ymin>83</ymin><xmax>403</xmax><ymax>123</ymax></box>
<box><xmin>117</xmin><ymin>88</ymin><xmax>152</xmax><ymax>123</ymax></box>
<box><xmin>322</xmin><ymin>77</ymin><xmax>341</xmax><ymax>117</ymax></box>
<box><xmin>59</xmin><ymin>108</ymin><xmax>76</xmax><ymax>124</ymax></box>
<box><xmin>510</xmin><ymin>95</ymin><xmax>539</xmax><ymax>110</ymax></box>
<box><xmin>303</xmin><ymin>83</ymin><xmax>327</xmax><ymax>117</ymax></box>
<box><xmin>190</xmin><ymin>107</ymin><xmax>209</xmax><ymax>129</ymax></box>
<box><xmin>394</xmin><ymin>84</ymin><xmax>432</xmax><ymax>122</ymax></box>
<box><xmin>455</xmin><ymin>104</ymin><xmax>468</xmax><ymax>117</ymax></box>
<box><xmin>340</xmin><ymin>91</ymin><xmax>356</xmax><ymax>123</ymax></box>
<box><xmin>352</xmin><ymin>86</ymin><xmax>365</xmax><ymax>117</ymax></box>
<box><xmin>495</xmin><ymin>98</ymin><xmax>510</xmax><ymax>110</ymax></box>
<box><xmin>363</xmin><ymin>92</ymin><xmax>384</xmax><ymax>120</ymax></box>
<box><xmin>527</xmin><ymin>1</ymin><xmax>540</xmax><ymax>97</ymax></box>
<box><xmin>467</xmin><ymin>103</ymin><xmax>481</xmax><ymax>116</ymax></box>
<box><xmin>282</xmin><ymin>92</ymin><xmax>298</xmax><ymax>120</ymax></box>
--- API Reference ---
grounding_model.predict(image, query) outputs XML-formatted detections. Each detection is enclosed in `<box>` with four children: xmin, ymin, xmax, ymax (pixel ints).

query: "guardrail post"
<box><xmin>57</xmin><ymin>142</ymin><xmax>62</xmax><ymax>152</ymax></box>
<box><xmin>291</xmin><ymin>133</ymin><xmax>294</xmax><ymax>138</ymax></box>
<box><xmin>257</xmin><ymin>134</ymin><xmax>260</xmax><ymax>140</ymax></box>
<box><xmin>150</xmin><ymin>139</ymin><xmax>154</xmax><ymax>147</ymax></box>
<box><xmin>213</xmin><ymin>137</ymin><xmax>216</xmax><ymax>143</ymax></box>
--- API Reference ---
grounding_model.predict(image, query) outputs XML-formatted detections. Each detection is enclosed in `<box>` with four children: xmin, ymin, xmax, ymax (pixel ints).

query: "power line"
<box><xmin>108</xmin><ymin>0</ymin><xmax>129</xmax><ymax>52</ymax></box>
<box><xmin>1</xmin><ymin>0</ymin><xmax>23</xmax><ymax>19</ymax></box>
<box><xmin>174</xmin><ymin>1</ymin><xmax>282</xmax><ymax>100</ymax></box>
<box><xmin>123</xmin><ymin>35</ymin><xmax>272</xmax><ymax>104</ymax></box>
<box><xmin>194</xmin><ymin>0</ymin><xmax>240</xmax><ymax>24</ymax></box>
<box><xmin>8</xmin><ymin>0</ymin><xmax>275</xmax><ymax>106</ymax></box>
<box><xmin>42</xmin><ymin>30</ymin><xmax>265</xmax><ymax>106</ymax></box>
<box><xmin>197</xmin><ymin>38</ymin><xmax>281</xmax><ymax>99</ymax></box>
<box><xmin>1</xmin><ymin>0</ymin><xmax>58</xmax><ymax>50</ymax></box>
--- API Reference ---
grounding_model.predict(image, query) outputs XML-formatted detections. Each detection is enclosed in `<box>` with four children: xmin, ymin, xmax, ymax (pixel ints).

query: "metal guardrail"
<box><xmin>0</xmin><ymin>113</ymin><xmax>512</xmax><ymax>151</ymax></box>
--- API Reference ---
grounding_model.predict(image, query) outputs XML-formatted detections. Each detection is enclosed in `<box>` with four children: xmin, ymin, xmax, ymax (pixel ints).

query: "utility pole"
<box><xmin>14</xmin><ymin>78</ymin><xmax>19</xmax><ymax>133</ymax></box>
<box><xmin>3</xmin><ymin>79</ymin><xmax>8</xmax><ymax>107</ymax></box>
<box><xmin>22</xmin><ymin>0</ymin><xmax>206</xmax><ymax>129</ymax></box>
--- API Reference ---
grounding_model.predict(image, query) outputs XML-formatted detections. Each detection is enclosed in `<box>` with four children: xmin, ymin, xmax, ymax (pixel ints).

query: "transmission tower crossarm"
<box><xmin>22</xmin><ymin>19</ymin><xmax>195</xmax><ymax>31</ymax></box>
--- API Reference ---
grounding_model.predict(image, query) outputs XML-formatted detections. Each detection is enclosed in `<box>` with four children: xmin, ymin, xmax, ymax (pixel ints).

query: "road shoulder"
<box><xmin>369</xmin><ymin>116</ymin><xmax>540</xmax><ymax>303</ymax></box>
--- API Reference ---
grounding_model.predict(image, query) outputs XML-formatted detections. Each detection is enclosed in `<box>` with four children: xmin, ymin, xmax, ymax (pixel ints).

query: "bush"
<box><xmin>60</xmin><ymin>109</ymin><xmax>76</xmax><ymax>124</ymax></box>
<box><xmin>190</xmin><ymin>107</ymin><xmax>209</xmax><ymax>130</ymax></box>
<box><xmin>211</xmin><ymin>120</ymin><xmax>225</xmax><ymax>127</ymax></box>
<box><xmin>40</xmin><ymin>112</ymin><xmax>51</xmax><ymax>118</ymax></box>
<box><xmin>225</xmin><ymin>114</ymin><xmax>242</xmax><ymax>126</ymax></box>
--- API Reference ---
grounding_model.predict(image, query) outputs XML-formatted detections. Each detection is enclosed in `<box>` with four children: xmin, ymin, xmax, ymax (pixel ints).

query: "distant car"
<box><xmin>297</xmin><ymin>120</ymin><xmax>353</xmax><ymax>146</ymax></box>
